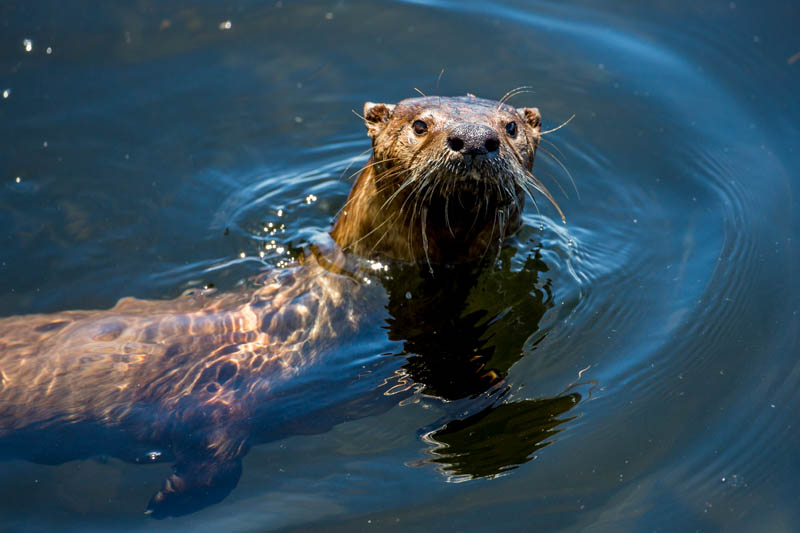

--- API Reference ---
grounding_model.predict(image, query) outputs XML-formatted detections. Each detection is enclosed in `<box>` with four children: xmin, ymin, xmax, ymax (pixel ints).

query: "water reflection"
<box><xmin>379</xmin><ymin>245</ymin><xmax>582</xmax><ymax>480</ymax></box>
<box><xmin>424</xmin><ymin>394</ymin><xmax>580</xmax><ymax>481</ymax></box>
<box><xmin>387</xmin><ymin>247</ymin><xmax>552</xmax><ymax>400</ymax></box>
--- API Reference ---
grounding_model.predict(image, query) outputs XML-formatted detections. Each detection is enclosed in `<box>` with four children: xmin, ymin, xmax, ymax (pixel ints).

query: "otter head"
<box><xmin>332</xmin><ymin>95</ymin><xmax>558</xmax><ymax>266</ymax></box>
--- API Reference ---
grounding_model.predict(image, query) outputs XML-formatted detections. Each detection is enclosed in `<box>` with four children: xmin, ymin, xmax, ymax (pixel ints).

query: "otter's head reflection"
<box><xmin>378</xmin><ymin>244</ymin><xmax>582</xmax><ymax>479</ymax></box>
<box><xmin>423</xmin><ymin>394</ymin><xmax>581</xmax><ymax>480</ymax></box>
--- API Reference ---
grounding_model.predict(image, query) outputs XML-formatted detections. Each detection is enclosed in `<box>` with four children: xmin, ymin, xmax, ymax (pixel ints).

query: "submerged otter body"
<box><xmin>0</xmin><ymin>257</ymin><xmax>389</xmax><ymax>515</ymax></box>
<box><xmin>0</xmin><ymin>95</ymin><xmax>568</xmax><ymax>517</ymax></box>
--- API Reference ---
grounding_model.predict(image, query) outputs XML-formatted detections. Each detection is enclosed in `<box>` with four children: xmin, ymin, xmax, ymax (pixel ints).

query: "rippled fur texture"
<box><xmin>0</xmin><ymin>260</ymin><xmax>384</xmax><ymax>516</ymax></box>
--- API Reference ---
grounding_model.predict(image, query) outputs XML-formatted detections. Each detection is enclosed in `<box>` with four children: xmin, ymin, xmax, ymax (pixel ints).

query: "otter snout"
<box><xmin>446</xmin><ymin>124</ymin><xmax>500</xmax><ymax>157</ymax></box>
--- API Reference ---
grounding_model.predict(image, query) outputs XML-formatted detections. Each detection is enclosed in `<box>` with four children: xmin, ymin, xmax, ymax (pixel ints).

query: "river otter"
<box><xmin>0</xmin><ymin>95</ymin><xmax>573</xmax><ymax>517</ymax></box>
<box><xmin>332</xmin><ymin>95</ymin><xmax>559</xmax><ymax>265</ymax></box>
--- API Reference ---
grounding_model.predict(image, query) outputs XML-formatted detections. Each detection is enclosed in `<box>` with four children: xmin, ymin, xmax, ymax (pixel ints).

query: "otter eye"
<box><xmin>505</xmin><ymin>121</ymin><xmax>518</xmax><ymax>137</ymax></box>
<box><xmin>412</xmin><ymin>120</ymin><xmax>428</xmax><ymax>135</ymax></box>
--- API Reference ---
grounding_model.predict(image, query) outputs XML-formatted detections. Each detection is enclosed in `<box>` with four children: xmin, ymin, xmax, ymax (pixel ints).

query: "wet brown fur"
<box><xmin>332</xmin><ymin>96</ymin><xmax>552</xmax><ymax>265</ymax></box>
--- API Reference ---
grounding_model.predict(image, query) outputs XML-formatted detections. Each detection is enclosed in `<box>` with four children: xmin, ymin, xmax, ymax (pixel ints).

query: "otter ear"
<box><xmin>363</xmin><ymin>102</ymin><xmax>395</xmax><ymax>138</ymax></box>
<box><xmin>518</xmin><ymin>107</ymin><xmax>541</xmax><ymax>131</ymax></box>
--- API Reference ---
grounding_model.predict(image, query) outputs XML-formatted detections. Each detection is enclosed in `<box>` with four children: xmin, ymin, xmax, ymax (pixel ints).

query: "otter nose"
<box><xmin>446</xmin><ymin>124</ymin><xmax>500</xmax><ymax>156</ymax></box>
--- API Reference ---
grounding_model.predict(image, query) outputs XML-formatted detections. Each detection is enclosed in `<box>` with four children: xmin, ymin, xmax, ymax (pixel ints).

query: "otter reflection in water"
<box><xmin>0</xmin><ymin>95</ymin><xmax>580</xmax><ymax>517</ymax></box>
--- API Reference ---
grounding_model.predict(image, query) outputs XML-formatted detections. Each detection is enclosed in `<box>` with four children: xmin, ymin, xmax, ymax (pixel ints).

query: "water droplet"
<box><xmin>2</xmin><ymin>89</ymin><xmax>10</xmax><ymax>99</ymax></box>
<box><xmin>219</xmin><ymin>20</ymin><xmax>232</xmax><ymax>30</ymax></box>
<box><xmin>405</xmin><ymin>291</ymin><xmax>412</xmax><ymax>300</ymax></box>
<box><xmin>239</xmin><ymin>252</ymin><xmax>246</xmax><ymax>259</ymax></box>
<box><xmin>23</xmin><ymin>39</ymin><xmax>33</xmax><ymax>53</ymax></box>
<box><xmin>46</xmin><ymin>46</ymin><xmax>52</xmax><ymax>55</ymax></box>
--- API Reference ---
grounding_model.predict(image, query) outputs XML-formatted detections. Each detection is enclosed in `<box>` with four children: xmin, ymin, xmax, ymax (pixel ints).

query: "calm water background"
<box><xmin>1</xmin><ymin>0</ymin><xmax>798</xmax><ymax>531</ymax></box>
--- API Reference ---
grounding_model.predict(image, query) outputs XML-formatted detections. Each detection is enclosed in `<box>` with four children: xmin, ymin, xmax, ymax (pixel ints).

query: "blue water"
<box><xmin>1</xmin><ymin>1</ymin><xmax>798</xmax><ymax>530</ymax></box>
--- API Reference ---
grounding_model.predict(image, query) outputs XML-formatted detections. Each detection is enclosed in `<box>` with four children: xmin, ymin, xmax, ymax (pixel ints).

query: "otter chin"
<box><xmin>0</xmin><ymin>94</ymin><xmax>565</xmax><ymax>518</ymax></box>
<box><xmin>332</xmin><ymin>95</ymin><xmax>560</xmax><ymax>265</ymax></box>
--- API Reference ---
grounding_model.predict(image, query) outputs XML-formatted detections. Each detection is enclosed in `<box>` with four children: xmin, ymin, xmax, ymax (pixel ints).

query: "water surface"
<box><xmin>1</xmin><ymin>0</ymin><xmax>798</xmax><ymax>531</ymax></box>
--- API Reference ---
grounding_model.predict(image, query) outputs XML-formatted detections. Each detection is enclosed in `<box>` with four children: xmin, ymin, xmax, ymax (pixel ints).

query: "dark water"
<box><xmin>1</xmin><ymin>0</ymin><xmax>799</xmax><ymax>530</ymax></box>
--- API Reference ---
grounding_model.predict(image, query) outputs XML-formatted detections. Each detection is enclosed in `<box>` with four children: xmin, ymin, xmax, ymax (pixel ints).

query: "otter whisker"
<box><xmin>348</xmin><ymin>156</ymin><xmax>400</xmax><ymax>181</ymax></box>
<box><xmin>333</xmin><ymin>161</ymin><xmax>405</xmax><ymax>220</ymax></box>
<box><xmin>399</xmin><ymin>169</ymin><xmax>434</xmax><ymax>254</ymax></box>
<box><xmin>537</xmin><ymin>146</ymin><xmax>579</xmax><ymax>201</ymax></box>
<box><xmin>344</xmin><ymin>208</ymin><xmax>401</xmax><ymax>252</ymax></box>
<box><xmin>535</xmin><ymin>165</ymin><xmax>570</xmax><ymax>199</ymax></box>
<box><xmin>539</xmin><ymin>137</ymin><xmax>568</xmax><ymax>163</ymax></box>
<box><xmin>421</xmin><ymin>207</ymin><xmax>433</xmax><ymax>274</ymax></box>
<box><xmin>386</xmin><ymin>149</ymin><xmax>447</xmax><ymax>214</ymax></box>
<box><xmin>538</xmin><ymin>137</ymin><xmax>575</xmax><ymax>198</ymax></box>
<box><xmin>379</xmin><ymin>170</ymin><xmax>417</xmax><ymax>212</ymax></box>
<box><xmin>339</xmin><ymin>147</ymin><xmax>375</xmax><ymax>180</ymax></box>
<box><xmin>481</xmin><ymin>204</ymin><xmax>500</xmax><ymax>260</ymax></box>
<box><xmin>519</xmin><ymin>179</ymin><xmax>541</xmax><ymax>217</ymax></box>
<box><xmin>540</xmin><ymin>113</ymin><xmax>575</xmax><ymax>135</ymax></box>
<box><xmin>367</xmin><ymin>211</ymin><xmax>404</xmax><ymax>255</ymax></box>
<box><xmin>405</xmin><ymin>187</ymin><xmax>424</xmax><ymax>259</ymax></box>
<box><xmin>468</xmin><ymin>182</ymin><xmax>485</xmax><ymax>234</ymax></box>
<box><xmin>523</xmin><ymin>170</ymin><xmax>565</xmax><ymax>223</ymax></box>
<box><xmin>500</xmin><ymin>139</ymin><xmax>534</xmax><ymax>214</ymax></box>
<box><xmin>500</xmin><ymin>87</ymin><xmax>535</xmax><ymax>104</ymax></box>
<box><xmin>497</xmin><ymin>86</ymin><xmax>534</xmax><ymax>108</ymax></box>
<box><xmin>444</xmin><ymin>192</ymin><xmax>454</xmax><ymax>238</ymax></box>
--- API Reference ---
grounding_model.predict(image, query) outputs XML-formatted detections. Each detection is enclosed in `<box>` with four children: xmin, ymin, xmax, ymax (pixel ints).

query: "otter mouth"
<box><xmin>448</xmin><ymin>155</ymin><xmax>502</xmax><ymax>180</ymax></box>
<box><xmin>424</xmin><ymin>152</ymin><xmax>519</xmax><ymax>192</ymax></box>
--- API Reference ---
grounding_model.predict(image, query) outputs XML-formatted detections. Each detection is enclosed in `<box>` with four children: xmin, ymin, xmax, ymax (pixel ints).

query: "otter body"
<box><xmin>0</xmin><ymin>95</ymin><xmax>556</xmax><ymax>517</ymax></box>
<box><xmin>0</xmin><ymin>259</ymin><xmax>390</xmax><ymax>515</ymax></box>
